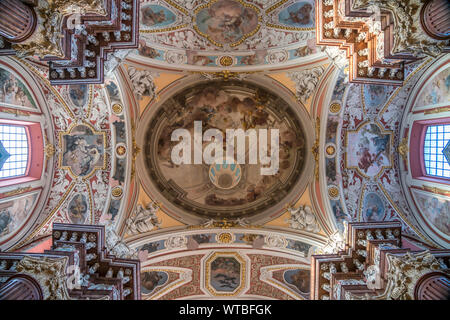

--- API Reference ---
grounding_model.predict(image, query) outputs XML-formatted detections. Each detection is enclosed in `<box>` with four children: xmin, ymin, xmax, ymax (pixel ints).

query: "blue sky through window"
<box><xmin>0</xmin><ymin>125</ymin><xmax>29</xmax><ymax>179</ymax></box>
<box><xmin>423</xmin><ymin>124</ymin><xmax>450</xmax><ymax>178</ymax></box>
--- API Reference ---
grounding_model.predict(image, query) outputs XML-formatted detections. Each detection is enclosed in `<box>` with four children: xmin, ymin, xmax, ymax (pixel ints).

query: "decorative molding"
<box><xmin>16</xmin><ymin>255</ymin><xmax>71</xmax><ymax>300</ymax></box>
<box><xmin>127</xmin><ymin>67</ymin><xmax>157</xmax><ymax>100</ymax></box>
<box><xmin>126</xmin><ymin>203</ymin><xmax>161</xmax><ymax>235</ymax></box>
<box><xmin>288</xmin><ymin>67</ymin><xmax>325</xmax><ymax>104</ymax></box>
<box><xmin>286</xmin><ymin>205</ymin><xmax>321</xmax><ymax>233</ymax></box>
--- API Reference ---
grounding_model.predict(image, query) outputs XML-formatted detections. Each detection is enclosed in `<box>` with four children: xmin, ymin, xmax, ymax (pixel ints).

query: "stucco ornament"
<box><xmin>265</xmin><ymin>234</ymin><xmax>287</xmax><ymax>248</ymax></box>
<box><xmin>104</xmin><ymin>221</ymin><xmax>137</xmax><ymax>259</ymax></box>
<box><xmin>288</xmin><ymin>66</ymin><xmax>325</xmax><ymax>104</ymax></box>
<box><xmin>348</xmin><ymin>251</ymin><xmax>443</xmax><ymax>300</ymax></box>
<box><xmin>316</xmin><ymin>228</ymin><xmax>347</xmax><ymax>254</ymax></box>
<box><xmin>13</xmin><ymin>0</ymin><xmax>106</xmax><ymax>58</ymax></box>
<box><xmin>351</xmin><ymin>0</ymin><xmax>447</xmax><ymax>58</ymax></box>
<box><xmin>126</xmin><ymin>203</ymin><xmax>161</xmax><ymax>235</ymax></box>
<box><xmin>286</xmin><ymin>205</ymin><xmax>321</xmax><ymax>233</ymax></box>
<box><xmin>165</xmin><ymin>235</ymin><xmax>188</xmax><ymax>250</ymax></box>
<box><xmin>16</xmin><ymin>256</ymin><xmax>72</xmax><ymax>300</ymax></box>
<box><xmin>127</xmin><ymin>66</ymin><xmax>157</xmax><ymax>100</ymax></box>
<box><xmin>321</xmin><ymin>46</ymin><xmax>349</xmax><ymax>72</ymax></box>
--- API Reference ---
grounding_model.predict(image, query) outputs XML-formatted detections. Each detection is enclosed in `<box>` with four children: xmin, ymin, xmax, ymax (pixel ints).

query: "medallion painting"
<box><xmin>67</xmin><ymin>193</ymin><xmax>89</xmax><ymax>224</ymax></box>
<box><xmin>283</xmin><ymin>269</ymin><xmax>310</xmax><ymax>294</ymax></box>
<box><xmin>141</xmin><ymin>4</ymin><xmax>176</xmax><ymax>29</ymax></box>
<box><xmin>60</xmin><ymin>124</ymin><xmax>106</xmax><ymax>177</ymax></box>
<box><xmin>144</xmin><ymin>81</ymin><xmax>306</xmax><ymax>219</ymax></box>
<box><xmin>141</xmin><ymin>271</ymin><xmax>169</xmax><ymax>295</ymax></box>
<box><xmin>205</xmin><ymin>252</ymin><xmax>245</xmax><ymax>295</ymax></box>
<box><xmin>0</xmin><ymin>67</ymin><xmax>36</xmax><ymax>108</ymax></box>
<box><xmin>413</xmin><ymin>190</ymin><xmax>450</xmax><ymax>237</ymax></box>
<box><xmin>362</xmin><ymin>85</ymin><xmax>389</xmax><ymax>112</ymax></box>
<box><xmin>361</xmin><ymin>192</ymin><xmax>386</xmax><ymax>222</ymax></box>
<box><xmin>194</xmin><ymin>0</ymin><xmax>260</xmax><ymax>46</ymax></box>
<box><xmin>0</xmin><ymin>191</ymin><xmax>39</xmax><ymax>240</ymax></box>
<box><xmin>278</xmin><ymin>1</ymin><xmax>315</xmax><ymax>29</ymax></box>
<box><xmin>68</xmin><ymin>85</ymin><xmax>89</xmax><ymax>108</ymax></box>
<box><xmin>346</xmin><ymin>122</ymin><xmax>392</xmax><ymax>178</ymax></box>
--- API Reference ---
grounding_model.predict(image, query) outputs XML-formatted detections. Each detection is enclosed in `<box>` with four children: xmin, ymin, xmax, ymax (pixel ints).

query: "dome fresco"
<box><xmin>143</xmin><ymin>80</ymin><xmax>307</xmax><ymax>220</ymax></box>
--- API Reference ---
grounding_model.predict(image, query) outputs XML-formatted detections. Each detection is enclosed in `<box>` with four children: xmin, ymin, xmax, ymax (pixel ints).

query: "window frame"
<box><xmin>410</xmin><ymin>117</ymin><xmax>450</xmax><ymax>185</ymax></box>
<box><xmin>0</xmin><ymin>119</ymin><xmax>44</xmax><ymax>188</ymax></box>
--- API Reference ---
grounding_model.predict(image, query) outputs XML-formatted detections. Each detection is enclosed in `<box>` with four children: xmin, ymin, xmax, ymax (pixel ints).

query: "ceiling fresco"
<box><xmin>135</xmin><ymin>0</ymin><xmax>320</xmax><ymax>71</ymax></box>
<box><xmin>143</xmin><ymin>80</ymin><xmax>307</xmax><ymax>220</ymax></box>
<box><xmin>0</xmin><ymin>0</ymin><xmax>448</xmax><ymax>299</ymax></box>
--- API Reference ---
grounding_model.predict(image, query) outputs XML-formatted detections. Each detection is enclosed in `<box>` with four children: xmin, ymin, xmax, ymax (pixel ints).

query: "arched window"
<box><xmin>423</xmin><ymin>124</ymin><xmax>450</xmax><ymax>178</ymax></box>
<box><xmin>0</xmin><ymin>124</ymin><xmax>29</xmax><ymax>179</ymax></box>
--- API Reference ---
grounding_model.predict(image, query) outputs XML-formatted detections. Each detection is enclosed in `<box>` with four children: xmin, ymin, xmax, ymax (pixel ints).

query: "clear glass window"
<box><xmin>0</xmin><ymin>125</ymin><xmax>29</xmax><ymax>179</ymax></box>
<box><xmin>424</xmin><ymin>124</ymin><xmax>450</xmax><ymax>178</ymax></box>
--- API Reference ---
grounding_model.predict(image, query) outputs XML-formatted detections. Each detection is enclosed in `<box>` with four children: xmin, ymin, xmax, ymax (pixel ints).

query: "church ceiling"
<box><xmin>134</xmin><ymin>0</ymin><xmax>321</xmax><ymax>71</ymax></box>
<box><xmin>0</xmin><ymin>0</ymin><xmax>448</xmax><ymax>301</ymax></box>
<box><xmin>141</xmin><ymin>80</ymin><xmax>307</xmax><ymax>222</ymax></box>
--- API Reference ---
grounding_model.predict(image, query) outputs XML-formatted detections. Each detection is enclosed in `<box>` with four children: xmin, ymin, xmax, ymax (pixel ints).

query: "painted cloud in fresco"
<box><xmin>195</xmin><ymin>0</ymin><xmax>259</xmax><ymax>45</ymax></box>
<box><xmin>141</xmin><ymin>4</ymin><xmax>176</xmax><ymax>28</ymax></box>
<box><xmin>347</xmin><ymin>122</ymin><xmax>391</xmax><ymax>177</ymax></box>
<box><xmin>0</xmin><ymin>192</ymin><xmax>39</xmax><ymax>240</ymax></box>
<box><xmin>278</xmin><ymin>1</ymin><xmax>315</xmax><ymax>28</ymax></box>
<box><xmin>416</xmin><ymin>66</ymin><xmax>450</xmax><ymax>107</ymax></box>
<box><xmin>413</xmin><ymin>190</ymin><xmax>450</xmax><ymax>237</ymax></box>
<box><xmin>0</xmin><ymin>67</ymin><xmax>36</xmax><ymax>108</ymax></box>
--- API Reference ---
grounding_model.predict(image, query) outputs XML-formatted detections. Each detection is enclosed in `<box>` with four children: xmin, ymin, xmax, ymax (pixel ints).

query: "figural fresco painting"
<box><xmin>61</xmin><ymin>124</ymin><xmax>106</xmax><ymax>177</ymax></box>
<box><xmin>362</xmin><ymin>84</ymin><xmax>390</xmax><ymax>111</ymax></box>
<box><xmin>209</xmin><ymin>256</ymin><xmax>242</xmax><ymax>293</ymax></box>
<box><xmin>141</xmin><ymin>271</ymin><xmax>169</xmax><ymax>295</ymax></box>
<box><xmin>361</xmin><ymin>192</ymin><xmax>386</xmax><ymax>222</ymax></box>
<box><xmin>416</xmin><ymin>66</ymin><xmax>450</xmax><ymax>107</ymax></box>
<box><xmin>0</xmin><ymin>191</ymin><xmax>39</xmax><ymax>240</ymax></box>
<box><xmin>283</xmin><ymin>269</ymin><xmax>310</xmax><ymax>294</ymax></box>
<box><xmin>0</xmin><ymin>67</ymin><xmax>36</xmax><ymax>108</ymax></box>
<box><xmin>67</xmin><ymin>193</ymin><xmax>89</xmax><ymax>224</ymax></box>
<box><xmin>346</xmin><ymin>122</ymin><xmax>392</xmax><ymax>177</ymax></box>
<box><xmin>141</xmin><ymin>4</ymin><xmax>176</xmax><ymax>29</ymax></box>
<box><xmin>68</xmin><ymin>84</ymin><xmax>89</xmax><ymax>108</ymax></box>
<box><xmin>413</xmin><ymin>190</ymin><xmax>450</xmax><ymax>237</ymax></box>
<box><xmin>278</xmin><ymin>1</ymin><xmax>315</xmax><ymax>28</ymax></box>
<box><xmin>195</xmin><ymin>0</ymin><xmax>259</xmax><ymax>45</ymax></box>
<box><xmin>145</xmin><ymin>81</ymin><xmax>306</xmax><ymax>219</ymax></box>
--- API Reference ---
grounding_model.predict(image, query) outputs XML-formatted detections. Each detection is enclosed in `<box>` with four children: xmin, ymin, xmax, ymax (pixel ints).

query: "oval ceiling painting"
<box><xmin>194</xmin><ymin>0</ymin><xmax>260</xmax><ymax>46</ymax></box>
<box><xmin>144</xmin><ymin>81</ymin><xmax>306</xmax><ymax>220</ymax></box>
<box><xmin>277</xmin><ymin>1</ymin><xmax>315</xmax><ymax>29</ymax></box>
<box><xmin>140</xmin><ymin>4</ymin><xmax>177</xmax><ymax>29</ymax></box>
